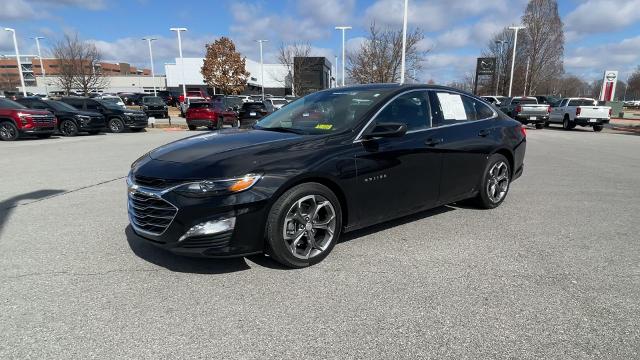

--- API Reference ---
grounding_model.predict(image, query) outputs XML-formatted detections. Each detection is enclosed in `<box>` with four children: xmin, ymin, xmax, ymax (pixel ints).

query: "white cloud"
<box><xmin>296</xmin><ymin>0</ymin><xmax>356</xmax><ymax>25</ymax></box>
<box><xmin>565</xmin><ymin>0</ymin><xmax>640</xmax><ymax>36</ymax></box>
<box><xmin>0</xmin><ymin>0</ymin><xmax>37</xmax><ymax>20</ymax></box>
<box><xmin>565</xmin><ymin>35</ymin><xmax>640</xmax><ymax>79</ymax></box>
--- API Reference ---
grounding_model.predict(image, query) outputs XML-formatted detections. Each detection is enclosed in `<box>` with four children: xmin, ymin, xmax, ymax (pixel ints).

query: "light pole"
<box><xmin>507</xmin><ymin>25</ymin><xmax>526</xmax><ymax>97</ymax></box>
<box><xmin>335</xmin><ymin>26</ymin><xmax>351</xmax><ymax>86</ymax></box>
<box><xmin>400</xmin><ymin>0</ymin><xmax>409</xmax><ymax>84</ymax></box>
<box><xmin>170</xmin><ymin>27</ymin><xmax>188</xmax><ymax>102</ymax></box>
<box><xmin>142</xmin><ymin>37</ymin><xmax>157</xmax><ymax>96</ymax></box>
<box><xmin>494</xmin><ymin>40</ymin><xmax>507</xmax><ymax>95</ymax></box>
<box><xmin>256</xmin><ymin>40</ymin><xmax>268</xmax><ymax>100</ymax></box>
<box><xmin>334</xmin><ymin>55</ymin><xmax>338</xmax><ymax>87</ymax></box>
<box><xmin>32</xmin><ymin>36</ymin><xmax>47</xmax><ymax>96</ymax></box>
<box><xmin>4</xmin><ymin>28</ymin><xmax>26</xmax><ymax>96</ymax></box>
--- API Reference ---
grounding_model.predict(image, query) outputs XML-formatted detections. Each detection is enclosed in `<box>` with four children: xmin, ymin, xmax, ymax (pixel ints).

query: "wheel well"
<box><xmin>495</xmin><ymin>149</ymin><xmax>515</xmax><ymax>177</ymax></box>
<box><xmin>0</xmin><ymin>117</ymin><xmax>15</xmax><ymax>124</ymax></box>
<box><xmin>278</xmin><ymin>177</ymin><xmax>349</xmax><ymax>227</ymax></box>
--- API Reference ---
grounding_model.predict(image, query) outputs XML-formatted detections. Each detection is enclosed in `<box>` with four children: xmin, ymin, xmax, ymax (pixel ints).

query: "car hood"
<box><xmin>149</xmin><ymin>128</ymin><xmax>301</xmax><ymax>164</ymax></box>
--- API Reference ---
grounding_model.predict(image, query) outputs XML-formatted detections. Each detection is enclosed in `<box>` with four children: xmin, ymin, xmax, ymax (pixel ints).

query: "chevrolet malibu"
<box><xmin>127</xmin><ymin>84</ymin><xmax>526</xmax><ymax>268</ymax></box>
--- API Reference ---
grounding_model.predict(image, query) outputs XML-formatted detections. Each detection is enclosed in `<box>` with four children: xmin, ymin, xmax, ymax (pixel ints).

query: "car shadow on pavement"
<box><xmin>339</xmin><ymin>205</ymin><xmax>456</xmax><ymax>244</ymax></box>
<box><xmin>125</xmin><ymin>226</ymin><xmax>252</xmax><ymax>274</ymax></box>
<box><xmin>0</xmin><ymin>189</ymin><xmax>66</xmax><ymax>237</ymax></box>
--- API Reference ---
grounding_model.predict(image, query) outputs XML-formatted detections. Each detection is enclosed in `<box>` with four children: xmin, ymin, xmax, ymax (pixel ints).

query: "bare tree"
<box><xmin>446</xmin><ymin>73</ymin><xmax>475</xmax><ymax>93</ymax></box>
<box><xmin>201</xmin><ymin>37</ymin><xmax>249</xmax><ymax>95</ymax></box>
<box><xmin>347</xmin><ymin>22</ymin><xmax>427</xmax><ymax>84</ymax></box>
<box><xmin>627</xmin><ymin>66</ymin><xmax>640</xmax><ymax>100</ymax></box>
<box><xmin>52</xmin><ymin>34</ymin><xmax>107</xmax><ymax>96</ymax></box>
<box><xmin>556</xmin><ymin>75</ymin><xmax>590</xmax><ymax>98</ymax></box>
<box><xmin>276</xmin><ymin>42</ymin><xmax>316</xmax><ymax>96</ymax></box>
<box><xmin>482</xmin><ymin>28</ymin><xmax>512</xmax><ymax>95</ymax></box>
<box><xmin>520</xmin><ymin>0</ymin><xmax>564</xmax><ymax>95</ymax></box>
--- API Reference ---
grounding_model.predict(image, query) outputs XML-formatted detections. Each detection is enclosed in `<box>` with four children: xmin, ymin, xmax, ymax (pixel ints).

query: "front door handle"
<box><xmin>478</xmin><ymin>129</ymin><xmax>491</xmax><ymax>137</ymax></box>
<box><xmin>425</xmin><ymin>137</ymin><xmax>443</xmax><ymax>146</ymax></box>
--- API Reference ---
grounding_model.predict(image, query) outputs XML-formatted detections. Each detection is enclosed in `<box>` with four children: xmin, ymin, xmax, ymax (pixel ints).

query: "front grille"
<box><xmin>31</xmin><ymin>115</ymin><xmax>55</xmax><ymax>126</ymax></box>
<box><xmin>128</xmin><ymin>191</ymin><xmax>177</xmax><ymax>235</ymax></box>
<box><xmin>180</xmin><ymin>231</ymin><xmax>232</xmax><ymax>249</ymax></box>
<box><xmin>134</xmin><ymin>175</ymin><xmax>182</xmax><ymax>189</ymax></box>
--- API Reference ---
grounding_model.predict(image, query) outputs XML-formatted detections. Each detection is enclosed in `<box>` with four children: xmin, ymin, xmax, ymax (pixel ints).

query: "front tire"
<box><xmin>266</xmin><ymin>183</ymin><xmax>342</xmax><ymax>268</ymax></box>
<box><xmin>108</xmin><ymin>118</ymin><xmax>125</xmax><ymax>133</ymax></box>
<box><xmin>59</xmin><ymin>119</ymin><xmax>79</xmax><ymax>137</ymax></box>
<box><xmin>188</xmin><ymin>125</ymin><xmax>197</xmax><ymax>131</ymax></box>
<box><xmin>0</xmin><ymin>121</ymin><xmax>19</xmax><ymax>141</ymax></box>
<box><xmin>475</xmin><ymin>154</ymin><xmax>511</xmax><ymax>209</ymax></box>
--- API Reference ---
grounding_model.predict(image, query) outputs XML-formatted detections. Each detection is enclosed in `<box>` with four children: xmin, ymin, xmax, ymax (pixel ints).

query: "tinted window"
<box><xmin>568</xmin><ymin>99</ymin><xmax>596</xmax><ymax>106</ymax></box>
<box><xmin>189</xmin><ymin>102</ymin><xmax>212</xmax><ymax>109</ymax></box>
<box><xmin>242</xmin><ymin>103</ymin><xmax>266</xmax><ymax>111</ymax></box>
<box><xmin>86</xmin><ymin>100</ymin><xmax>100</xmax><ymax>111</ymax></box>
<box><xmin>376</xmin><ymin>91</ymin><xmax>430</xmax><ymax>131</ymax></box>
<box><xmin>63</xmin><ymin>99</ymin><xmax>84</xmax><ymax>109</ymax></box>
<box><xmin>474</xmin><ymin>98</ymin><xmax>495</xmax><ymax>119</ymax></box>
<box><xmin>46</xmin><ymin>100</ymin><xmax>79</xmax><ymax>112</ymax></box>
<box><xmin>30</xmin><ymin>101</ymin><xmax>49</xmax><ymax>110</ymax></box>
<box><xmin>0</xmin><ymin>98</ymin><xmax>26</xmax><ymax>109</ymax></box>
<box><xmin>511</xmin><ymin>98</ymin><xmax>537</xmax><ymax>105</ymax></box>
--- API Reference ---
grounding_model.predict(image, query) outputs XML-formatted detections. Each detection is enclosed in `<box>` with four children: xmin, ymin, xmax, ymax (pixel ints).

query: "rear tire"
<box><xmin>0</xmin><ymin>121</ymin><xmax>19</xmax><ymax>141</ymax></box>
<box><xmin>544</xmin><ymin>121</ymin><xmax>549</xmax><ymax>128</ymax></box>
<box><xmin>218</xmin><ymin>117</ymin><xmax>224</xmax><ymax>129</ymax></box>
<box><xmin>562</xmin><ymin>116</ymin><xmax>574</xmax><ymax>130</ymax></box>
<box><xmin>593</xmin><ymin>125</ymin><xmax>603</xmax><ymax>132</ymax></box>
<box><xmin>266</xmin><ymin>183</ymin><xmax>342</xmax><ymax>268</ymax></box>
<box><xmin>475</xmin><ymin>153</ymin><xmax>511</xmax><ymax>209</ymax></box>
<box><xmin>188</xmin><ymin>125</ymin><xmax>197</xmax><ymax>131</ymax></box>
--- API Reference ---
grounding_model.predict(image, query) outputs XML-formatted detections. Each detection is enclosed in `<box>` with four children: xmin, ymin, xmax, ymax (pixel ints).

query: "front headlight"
<box><xmin>174</xmin><ymin>174</ymin><xmax>262</xmax><ymax>197</ymax></box>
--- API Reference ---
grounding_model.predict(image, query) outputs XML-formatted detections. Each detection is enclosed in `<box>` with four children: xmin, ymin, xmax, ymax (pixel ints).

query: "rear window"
<box><xmin>512</xmin><ymin>98</ymin><xmax>537</xmax><ymax>105</ymax></box>
<box><xmin>189</xmin><ymin>102</ymin><xmax>212</xmax><ymax>109</ymax></box>
<box><xmin>0</xmin><ymin>98</ymin><xmax>26</xmax><ymax>109</ymax></box>
<box><xmin>568</xmin><ymin>99</ymin><xmax>596</xmax><ymax>106</ymax></box>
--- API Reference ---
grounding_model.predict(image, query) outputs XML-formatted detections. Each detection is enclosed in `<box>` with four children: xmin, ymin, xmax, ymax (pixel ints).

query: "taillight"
<box><xmin>576</xmin><ymin>107</ymin><xmax>581</xmax><ymax>116</ymax></box>
<box><xmin>520</xmin><ymin>125</ymin><xmax>527</xmax><ymax>138</ymax></box>
<box><xmin>608</xmin><ymin>108</ymin><xmax>612</xmax><ymax>117</ymax></box>
<box><xmin>515</xmin><ymin>105</ymin><xmax>522</xmax><ymax>113</ymax></box>
<box><xmin>547</xmin><ymin>106</ymin><xmax>551</xmax><ymax>113</ymax></box>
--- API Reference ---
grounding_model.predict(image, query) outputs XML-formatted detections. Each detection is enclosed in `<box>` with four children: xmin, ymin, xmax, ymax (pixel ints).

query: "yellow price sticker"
<box><xmin>315</xmin><ymin>124</ymin><xmax>333</xmax><ymax>130</ymax></box>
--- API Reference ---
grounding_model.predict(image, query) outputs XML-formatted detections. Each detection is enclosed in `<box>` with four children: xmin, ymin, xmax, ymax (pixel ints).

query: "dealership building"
<box><xmin>164</xmin><ymin>56</ymin><xmax>333</xmax><ymax>96</ymax></box>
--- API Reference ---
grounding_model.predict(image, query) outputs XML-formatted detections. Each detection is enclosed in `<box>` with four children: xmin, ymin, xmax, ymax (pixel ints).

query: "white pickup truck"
<box><xmin>548</xmin><ymin>97</ymin><xmax>611</xmax><ymax>132</ymax></box>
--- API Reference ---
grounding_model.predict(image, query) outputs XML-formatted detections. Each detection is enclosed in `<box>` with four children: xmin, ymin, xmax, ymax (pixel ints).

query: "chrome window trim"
<box><xmin>354</xmin><ymin>88</ymin><xmax>497</xmax><ymax>143</ymax></box>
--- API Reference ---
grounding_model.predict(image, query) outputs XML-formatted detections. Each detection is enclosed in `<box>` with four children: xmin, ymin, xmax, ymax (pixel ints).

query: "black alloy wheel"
<box><xmin>0</xmin><ymin>121</ymin><xmax>19</xmax><ymax>141</ymax></box>
<box><xmin>60</xmin><ymin>119</ymin><xmax>79</xmax><ymax>137</ymax></box>
<box><xmin>108</xmin><ymin>118</ymin><xmax>125</xmax><ymax>133</ymax></box>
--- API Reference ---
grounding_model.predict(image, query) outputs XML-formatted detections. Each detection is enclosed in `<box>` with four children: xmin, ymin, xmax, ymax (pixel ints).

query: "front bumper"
<box><xmin>124</xmin><ymin>115</ymin><xmax>148</xmax><ymax>129</ymax></box>
<box><xmin>144</xmin><ymin>110</ymin><xmax>167</xmax><ymax>117</ymax></box>
<box><xmin>574</xmin><ymin>118</ymin><xmax>610</xmax><ymax>126</ymax></box>
<box><xmin>186</xmin><ymin>119</ymin><xmax>217</xmax><ymax>128</ymax></box>
<box><xmin>127</xmin><ymin>180</ymin><xmax>269</xmax><ymax>257</ymax></box>
<box><xmin>20</xmin><ymin>126</ymin><xmax>55</xmax><ymax>135</ymax></box>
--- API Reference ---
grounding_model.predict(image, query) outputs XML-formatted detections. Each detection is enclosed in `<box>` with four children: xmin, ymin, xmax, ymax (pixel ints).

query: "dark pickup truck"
<box><xmin>0</xmin><ymin>98</ymin><xmax>56</xmax><ymax>141</ymax></box>
<box><xmin>60</xmin><ymin>97</ymin><xmax>148</xmax><ymax>133</ymax></box>
<box><xmin>17</xmin><ymin>98</ymin><xmax>105</xmax><ymax>136</ymax></box>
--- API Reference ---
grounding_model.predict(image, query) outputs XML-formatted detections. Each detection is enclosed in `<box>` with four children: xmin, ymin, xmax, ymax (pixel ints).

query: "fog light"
<box><xmin>178</xmin><ymin>217</ymin><xmax>235</xmax><ymax>242</ymax></box>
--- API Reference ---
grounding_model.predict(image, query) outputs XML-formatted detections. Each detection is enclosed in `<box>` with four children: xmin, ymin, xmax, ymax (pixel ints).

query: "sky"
<box><xmin>1</xmin><ymin>0</ymin><xmax>639</xmax><ymax>84</ymax></box>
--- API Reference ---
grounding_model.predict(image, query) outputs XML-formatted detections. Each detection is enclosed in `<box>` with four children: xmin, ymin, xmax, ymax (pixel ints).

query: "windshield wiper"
<box><xmin>255</xmin><ymin>126</ymin><xmax>307</xmax><ymax>135</ymax></box>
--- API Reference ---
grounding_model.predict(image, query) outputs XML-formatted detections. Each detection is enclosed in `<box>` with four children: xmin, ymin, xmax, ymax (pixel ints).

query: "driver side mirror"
<box><xmin>364</xmin><ymin>122</ymin><xmax>407</xmax><ymax>139</ymax></box>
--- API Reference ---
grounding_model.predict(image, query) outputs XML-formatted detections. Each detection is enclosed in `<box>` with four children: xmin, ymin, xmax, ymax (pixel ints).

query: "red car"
<box><xmin>0</xmin><ymin>98</ymin><xmax>57</xmax><ymax>141</ymax></box>
<box><xmin>186</xmin><ymin>101</ymin><xmax>239</xmax><ymax>130</ymax></box>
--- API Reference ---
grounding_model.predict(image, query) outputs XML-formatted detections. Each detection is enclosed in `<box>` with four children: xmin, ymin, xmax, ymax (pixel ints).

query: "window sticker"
<box><xmin>315</xmin><ymin>124</ymin><xmax>333</xmax><ymax>130</ymax></box>
<box><xmin>437</xmin><ymin>93</ymin><xmax>467</xmax><ymax>120</ymax></box>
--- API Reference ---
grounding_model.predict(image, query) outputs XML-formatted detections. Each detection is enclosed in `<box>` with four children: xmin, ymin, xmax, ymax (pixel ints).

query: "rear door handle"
<box><xmin>425</xmin><ymin>137</ymin><xmax>443</xmax><ymax>146</ymax></box>
<box><xmin>478</xmin><ymin>129</ymin><xmax>491</xmax><ymax>137</ymax></box>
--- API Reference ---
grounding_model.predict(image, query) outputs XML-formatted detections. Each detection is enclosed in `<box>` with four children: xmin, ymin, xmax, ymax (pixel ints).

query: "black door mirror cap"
<box><xmin>364</xmin><ymin>122</ymin><xmax>407</xmax><ymax>139</ymax></box>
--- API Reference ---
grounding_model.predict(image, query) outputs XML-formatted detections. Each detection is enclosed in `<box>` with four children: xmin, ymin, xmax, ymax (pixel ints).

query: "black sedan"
<box><xmin>127</xmin><ymin>84</ymin><xmax>526</xmax><ymax>268</ymax></box>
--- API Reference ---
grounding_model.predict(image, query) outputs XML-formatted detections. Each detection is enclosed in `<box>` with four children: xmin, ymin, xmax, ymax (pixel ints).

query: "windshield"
<box><xmin>46</xmin><ymin>100</ymin><xmax>79</xmax><ymax>111</ymax></box>
<box><xmin>255</xmin><ymin>89</ymin><xmax>389</xmax><ymax>134</ymax></box>
<box><xmin>143</xmin><ymin>96</ymin><xmax>164</xmax><ymax>105</ymax></box>
<box><xmin>97</xmin><ymin>100</ymin><xmax>123</xmax><ymax>110</ymax></box>
<box><xmin>0</xmin><ymin>98</ymin><xmax>26</xmax><ymax>109</ymax></box>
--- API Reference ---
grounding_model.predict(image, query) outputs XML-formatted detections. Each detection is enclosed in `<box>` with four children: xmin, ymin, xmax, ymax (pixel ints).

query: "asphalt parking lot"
<box><xmin>1</xmin><ymin>127</ymin><xmax>639</xmax><ymax>359</ymax></box>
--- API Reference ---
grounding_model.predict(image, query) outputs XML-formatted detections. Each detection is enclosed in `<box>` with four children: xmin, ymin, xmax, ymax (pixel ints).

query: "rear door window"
<box><xmin>85</xmin><ymin>100</ymin><xmax>100</xmax><ymax>111</ymax></box>
<box><xmin>375</xmin><ymin>90</ymin><xmax>430</xmax><ymax>131</ymax></box>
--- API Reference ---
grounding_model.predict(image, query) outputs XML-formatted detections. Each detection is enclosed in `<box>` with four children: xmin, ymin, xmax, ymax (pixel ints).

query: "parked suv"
<box><xmin>140</xmin><ymin>96</ymin><xmax>169</xmax><ymax>118</ymax></box>
<box><xmin>60</xmin><ymin>97</ymin><xmax>148</xmax><ymax>133</ymax></box>
<box><xmin>186</xmin><ymin>101</ymin><xmax>239</xmax><ymax>130</ymax></box>
<box><xmin>17</xmin><ymin>98</ymin><xmax>105</xmax><ymax>137</ymax></box>
<box><xmin>238</xmin><ymin>101</ymin><xmax>273</xmax><ymax>126</ymax></box>
<box><xmin>0</xmin><ymin>98</ymin><xmax>56</xmax><ymax>141</ymax></box>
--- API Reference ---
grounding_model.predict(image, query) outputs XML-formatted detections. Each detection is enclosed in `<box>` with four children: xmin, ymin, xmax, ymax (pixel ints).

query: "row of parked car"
<box><xmin>481</xmin><ymin>95</ymin><xmax>612</xmax><ymax>132</ymax></box>
<box><xmin>0</xmin><ymin>95</ymin><xmax>151</xmax><ymax>141</ymax></box>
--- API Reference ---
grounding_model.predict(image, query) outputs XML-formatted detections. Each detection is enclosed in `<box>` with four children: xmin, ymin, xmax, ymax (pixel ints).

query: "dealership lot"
<box><xmin>1</xmin><ymin>128</ymin><xmax>639</xmax><ymax>359</ymax></box>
